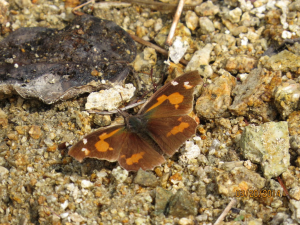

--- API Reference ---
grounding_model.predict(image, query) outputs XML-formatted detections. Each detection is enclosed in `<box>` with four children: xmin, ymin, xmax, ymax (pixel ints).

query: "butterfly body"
<box><xmin>68</xmin><ymin>71</ymin><xmax>202</xmax><ymax>171</ymax></box>
<box><xmin>127</xmin><ymin>115</ymin><xmax>147</xmax><ymax>133</ymax></box>
<box><xmin>125</xmin><ymin>114</ymin><xmax>163</xmax><ymax>155</ymax></box>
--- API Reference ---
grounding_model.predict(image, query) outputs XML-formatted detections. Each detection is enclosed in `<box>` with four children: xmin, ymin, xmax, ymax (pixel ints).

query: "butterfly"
<box><xmin>68</xmin><ymin>71</ymin><xmax>202</xmax><ymax>171</ymax></box>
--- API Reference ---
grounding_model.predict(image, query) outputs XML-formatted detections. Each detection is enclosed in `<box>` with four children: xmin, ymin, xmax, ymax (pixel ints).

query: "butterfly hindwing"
<box><xmin>118</xmin><ymin>132</ymin><xmax>165</xmax><ymax>171</ymax></box>
<box><xmin>138</xmin><ymin>71</ymin><xmax>202</xmax><ymax>118</ymax></box>
<box><xmin>68</xmin><ymin>125</ymin><xmax>126</xmax><ymax>162</ymax></box>
<box><xmin>146</xmin><ymin>115</ymin><xmax>197</xmax><ymax>156</ymax></box>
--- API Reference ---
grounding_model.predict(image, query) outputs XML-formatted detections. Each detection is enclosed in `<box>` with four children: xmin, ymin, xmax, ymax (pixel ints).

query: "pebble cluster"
<box><xmin>1</xmin><ymin>0</ymin><xmax>300</xmax><ymax>224</ymax></box>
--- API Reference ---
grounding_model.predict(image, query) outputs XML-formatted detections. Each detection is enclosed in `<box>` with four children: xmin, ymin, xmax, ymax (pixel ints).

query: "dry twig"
<box><xmin>165</xmin><ymin>0</ymin><xmax>185</xmax><ymax>46</ymax></box>
<box><xmin>129</xmin><ymin>33</ymin><xmax>188</xmax><ymax>65</ymax></box>
<box><xmin>214</xmin><ymin>198</ymin><xmax>237</xmax><ymax>225</ymax></box>
<box><xmin>72</xmin><ymin>0</ymin><xmax>94</xmax><ymax>15</ymax></box>
<box><xmin>277</xmin><ymin>176</ymin><xmax>290</xmax><ymax>199</ymax></box>
<box><xmin>122</xmin><ymin>0</ymin><xmax>196</xmax><ymax>12</ymax></box>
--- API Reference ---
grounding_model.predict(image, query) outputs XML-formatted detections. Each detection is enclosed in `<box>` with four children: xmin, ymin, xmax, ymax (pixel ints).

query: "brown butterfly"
<box><xmin>68</xmin><ymin>71</ymin><xmax>202</xmax><ymax>171</ymax></box>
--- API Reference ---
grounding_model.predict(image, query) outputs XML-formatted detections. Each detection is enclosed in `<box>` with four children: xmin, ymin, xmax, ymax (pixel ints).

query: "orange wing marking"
<box><xmin>146</xmin><ymin>92</ymin><xmax>184</xmax><ymax>112</ymax></box>
<box><xmin>95</xmin><ymin>128</ymin><xmax>121</xmax><ymax>152</ymax></box>
<box><xmin>121</xmin><ymin>152</ymin><xmax>145</xmax><ymax>165</ymax></box>
<box><xmin>167</xmin><ymin>117</ymin><xmax>190</xmax><ymax>137</ymax></box>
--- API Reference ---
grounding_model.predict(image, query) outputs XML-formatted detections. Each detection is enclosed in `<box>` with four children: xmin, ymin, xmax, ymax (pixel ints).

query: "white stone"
<box><xmin>135</xmin><ymin>218</ymin><xmax>147</xmax><ymax>225</ymax></box>
<box><xmin>185</xmin><ymin>44</ymin><xmax>213</xmax><ymax>78</ymax></box>
<box><xmin>180</xmin><ymin>141</ymin><xmax>201</xmax><ymax>162</ymax></box>
<box><xmin>81</xmin><ymin>188</ymin><xmax>89</xmax><ymax>196</ymax></box>
<box><xmin>199</xmin><ymin>17</ymin><xmax>215</xmax><ymax>34</ymax></box>
<box><xmin>178</xmin><ymin>218</ymin><xmax>194</xmax><ymax>225</ymax></box>
<box><xmin>154</xmin><ymin>18</ymin><xmax>163</xmax><ymax>32</ymax></box>
<box><xmin>61</xmin><ymin>200</ymin><xmax>68</xmax><ymax>210</ymax></box>
<box><xmin>27</xmin><ymin>166</ymin><xmax>34</xmax><ymax>173</ymax></box>
<box><xmin>81</xmin><ymin>180</ymin><xmax>93</xmax><ymax>188</ymax></box>
<box><xmin>241</xmin><ymin>36</ymin><xmax>248</xmax><ymax>46</ymax></box>
<box><xmin>66</xmin><ymin>183</ymin><xmax>75</xmax><ymax>192</ymax></box>
<box><xmin>238</xmin><ymin>73</ymin><xmax>249</xmax><ymax>82</ymax></box>
<box><xmin>145</xmin><ymin>194</ymin><xmax>152</xmax><ymax>203</ymax></box>
<box><xmin>70</xmin><ymin>213</ymin><xmax>85</xmax><ymax>223</ymax></box>
<box><xmin>239</xmin><ymin>0</ymin><xmax>253</xmax><ymax>11</ymax></box>
<box><xmin>282</xmin><ymin>30</ymin><xmax>292</xmax><ymax>39</ymax></box>
<box><xmin>85</xmin><ymin>84</ymin><xmax>135</xmax><ymax>111</ymax></box>
<box><xmin>112</xmin><ymin>166</ymin><xmax>129</xmax><ymax>183</ymax></box>
<box><xmin>60</xmin><ymin>212</ymin><xmax>69</xmax><ymax>219</ymax></box>
<box><xmin>0</xmin><ymin>166</ymin><xmax>9</xmax><ymax>178</ymax></box>
<box><xmin>185</xmin><ymin>11</ymin><xmax>199</xmax><ymax>31</ymax></box>
<box><xmin>289</xmin><ymin>199</ymin><xmax>300</xmax><ymax>222</ymax></box>
<box><xmin>228</xmin><ymin>8</ymin><xmax>242</xmax><ymax>23</ymax></box>
<box><xmin>240</xmin><ymin>122</ymin><xmax>290</xmax><ymax>179</ymax></box>
<box><xmin>72</xmin><ymin>186</ymin><xmax>79</xmax><ymax>199</ymax></box>
<box><xmin>168</xmin><ymin>36</ymin><xmax>189</xmax><ymax>64</ymax></box>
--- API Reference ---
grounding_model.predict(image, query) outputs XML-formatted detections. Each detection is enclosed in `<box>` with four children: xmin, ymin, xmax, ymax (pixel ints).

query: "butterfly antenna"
<box><xmin>116</xmin><ymin>108</ymin><xmax>130</xmax><ymax>119</ymax></box>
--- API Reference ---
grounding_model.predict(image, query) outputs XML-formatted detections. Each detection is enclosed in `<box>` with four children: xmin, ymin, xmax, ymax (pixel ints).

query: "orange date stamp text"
<box><xmin>235</xmin><ymin>189</ymin><xmax>282</xmax><ymax>198</ymax></box>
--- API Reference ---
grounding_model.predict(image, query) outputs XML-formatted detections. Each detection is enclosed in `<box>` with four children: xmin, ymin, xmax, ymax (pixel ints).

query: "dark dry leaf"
<box><xmin>0</xmin><ymin>15</ymin><xmax>136</xmax><ymax>104</ymax></box>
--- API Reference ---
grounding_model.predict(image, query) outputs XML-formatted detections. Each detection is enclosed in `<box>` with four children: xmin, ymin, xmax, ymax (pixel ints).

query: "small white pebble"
<box><xmin>145</xmin><ymin>195</ymin><xmax>152</xmax><ymax>203</ymax></box>
<box><xmin>27</xmin><ymin>167</ymin><xmax>34</xmax><ymax>173</ymax></box>
<box><xmin>178</xmin><ymin>218</ymin><xmax>194</xmax><ymax>225</ymax></box>
<box><xmin>282</xmin><ymin>30</ymin><xmax>292</xmax><ymax>39</ymax></box>
<box><xmin>135</xmin><ymin>218</ymin><xmax>146</xmax><ymax>225</ymax></box>
<box><xmin>61</xmin><ymin>200</ymin><xmax>68</xmax><ymax>210</ymax></box>
<box><xmin>241</xmin><ymin>37</ymin><xmax>248</xmax><ymax>46</ymax></box>
<box><xmin>81</xmin><ymin>180</ymin><xmax>93</xmax><ymax>188</ymax></box>
<box><xmin>112</xmin><ymin>166</ymin><xmax>129</xmax><ymax>183</ymax></box>
<box><xmin>60</xmin><ymin>212</ymin><xmax>69</xmax><ymax>219</ymax></box>
<box><xmin>66</xmin><ymin>183</ymin><xmax>75</xmax><ymax>192</ymax></box>
<box><xmin>81</xmin><ymin>188</ymin><xmax>89</xmax><ymax>196</ymax></box>
<box><xmin>111</xmin><ymin>209</ymin><xmax>117</xmax><ymax>214</ymax></box>
<box><xmin>118</xmin><ymin>211</ymin><xmax>126</xmax><ymax>217</ymax></box>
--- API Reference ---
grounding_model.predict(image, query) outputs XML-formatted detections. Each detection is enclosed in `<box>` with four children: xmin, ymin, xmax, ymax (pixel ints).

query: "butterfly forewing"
<box><xmin>138</xmin><ymin>71</ymin><xmax>202</xmax><ymax>118</ymax></box>
<box><xmin>68</xmin><ymin>125</ymin><xmax>126</xmax><ymax>162</ymax></box>
<box><xmin>146</xmin><ymin>115</ymin><xmax>197</xmax><ymax>156</ymax></box>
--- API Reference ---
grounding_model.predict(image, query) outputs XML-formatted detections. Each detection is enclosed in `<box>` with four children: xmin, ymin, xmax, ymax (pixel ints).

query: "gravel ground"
<box><xmin>1</xmin><ymin>0</ymin><xmax>300</xmax><ymax>224</ymax></box>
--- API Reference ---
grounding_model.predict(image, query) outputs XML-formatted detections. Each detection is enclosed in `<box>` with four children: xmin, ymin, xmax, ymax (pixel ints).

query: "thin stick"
<box><xmin>277</xmin><ymin>176</ymin><xmax>290</xmax><ymax>199</ymax></box>
<box><xmin>121</xmin><ymin>0</ymin><xmax>197</xmax><ymax>12</ymax></box>
<box><xmin>72</xmin><ymin>0</ymin><xmax>95</xmax><ymax>15</ymax></box>
<box><xmin>87</xmin><ymin>100</ymin><xmax>146</xmax><ymax>115</ymax></box>
<box><xmin>214</xmin><ymin>198</ymin><xmax>237</xmax><ymax>225</ymax></box>
<box><xmin>129</xmin><ymin>33</ymin><xmax>188</xmax><ymax>65</ymax></box>
<box><xmin>165</xmin><ymin>0</ymin><xmax>185</xmax><ymax>46</ymax></box>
